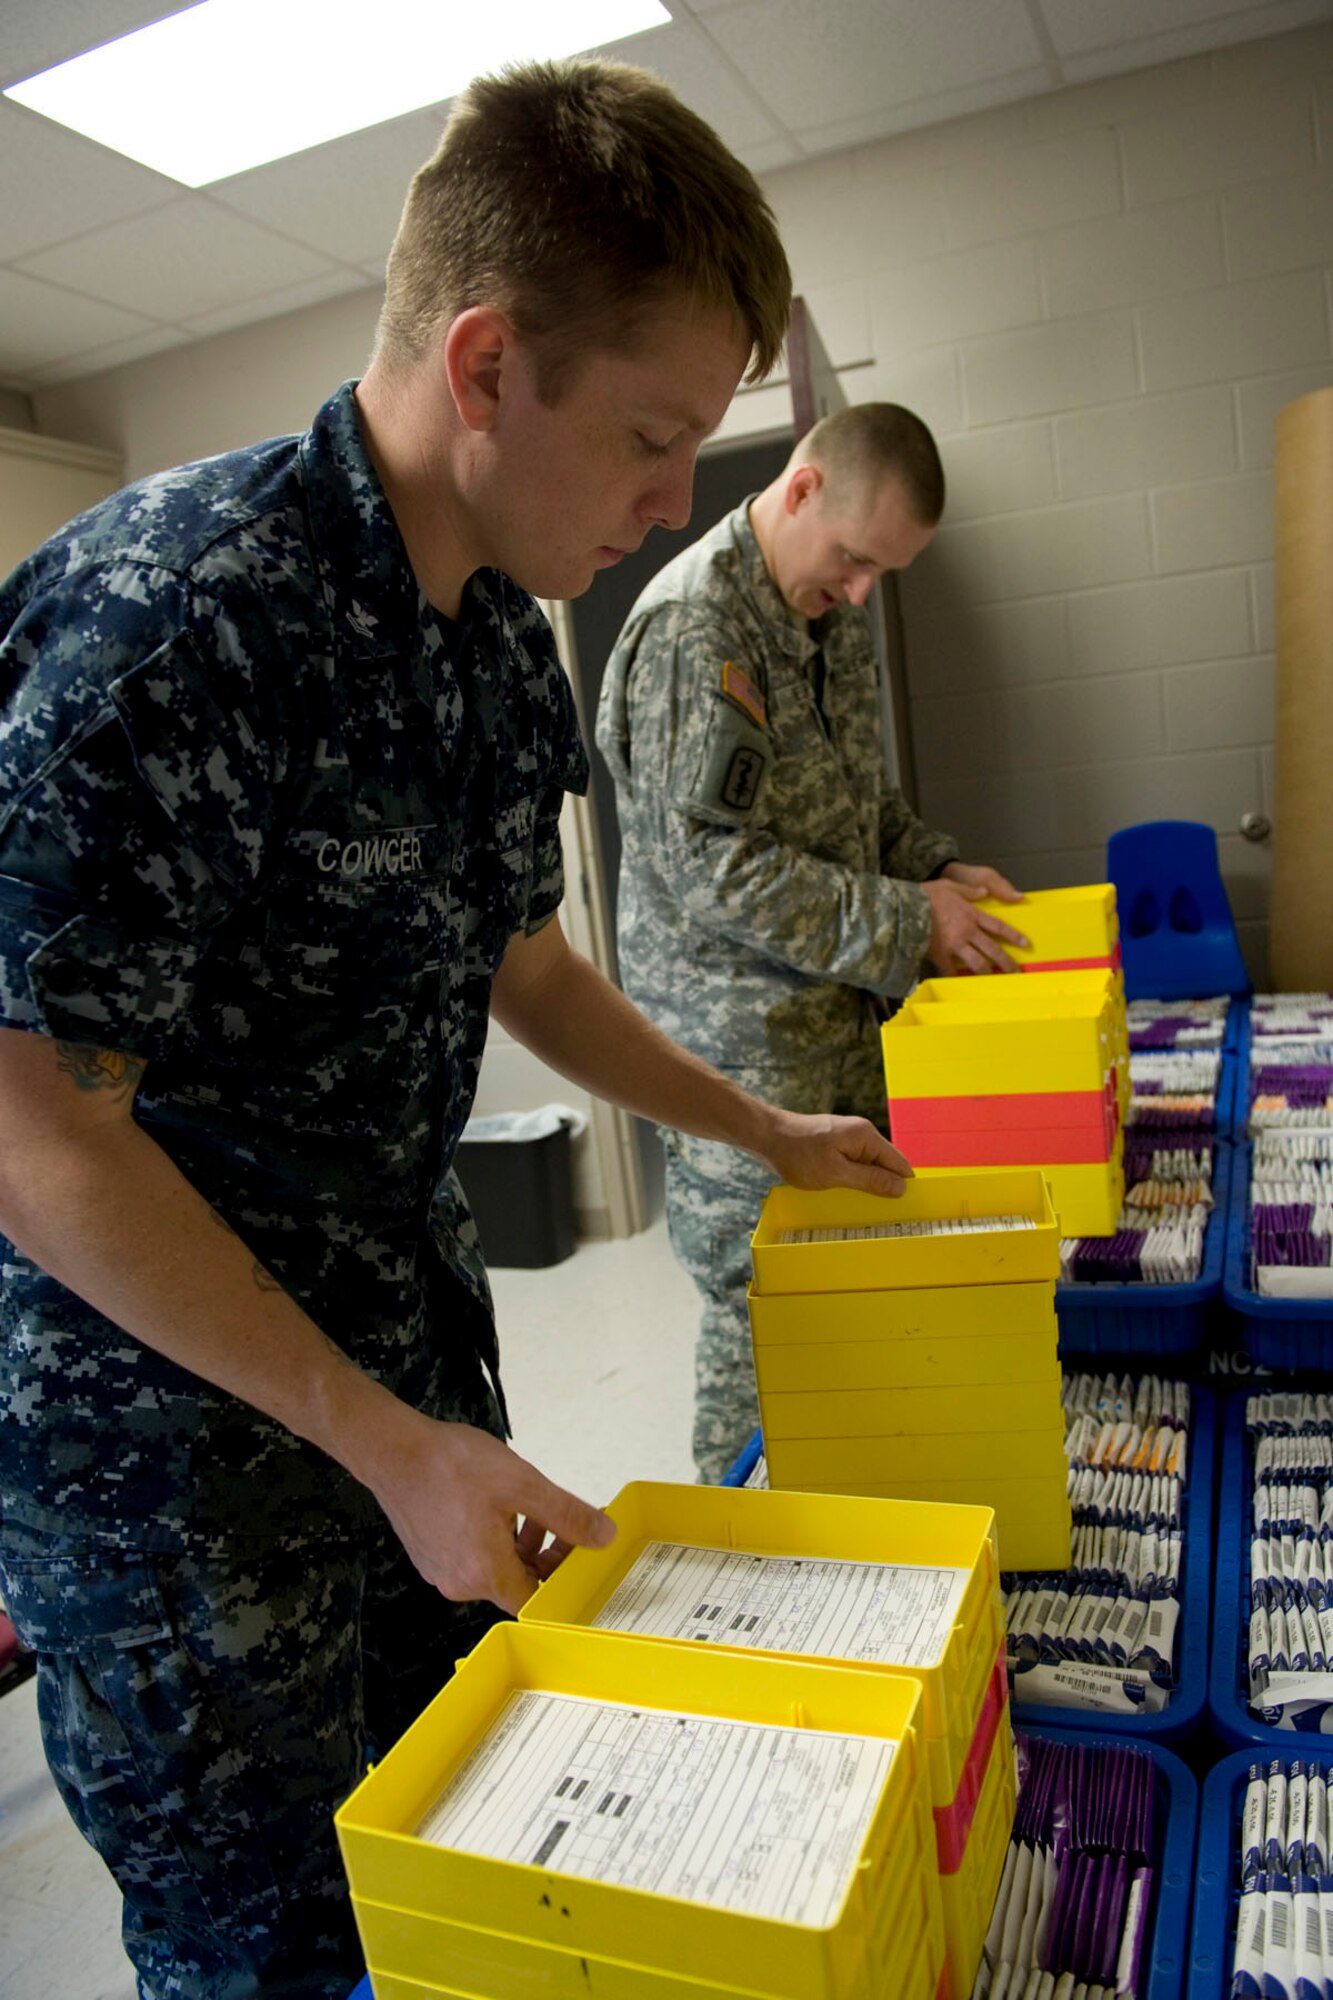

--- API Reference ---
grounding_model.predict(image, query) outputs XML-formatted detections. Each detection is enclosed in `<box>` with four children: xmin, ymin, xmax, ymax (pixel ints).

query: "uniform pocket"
<box><xmin>0</xmin><ymin>1550</ymin><xmax>170</xmax><ymax>1652</ymax></box>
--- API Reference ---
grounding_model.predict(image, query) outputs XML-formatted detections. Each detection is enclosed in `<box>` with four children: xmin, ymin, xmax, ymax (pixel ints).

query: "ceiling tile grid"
<box><xmin>0</xmin><ymin>0</ymin><xmax>1329</xmax><ymax>391</ymax></box>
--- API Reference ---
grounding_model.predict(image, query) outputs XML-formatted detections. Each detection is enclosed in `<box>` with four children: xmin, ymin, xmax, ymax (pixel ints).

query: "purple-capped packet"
<box><xmin>1113</xmin><ymin>1861</ymin><xmax>1153</xmax><ymax>1997</ymax></box>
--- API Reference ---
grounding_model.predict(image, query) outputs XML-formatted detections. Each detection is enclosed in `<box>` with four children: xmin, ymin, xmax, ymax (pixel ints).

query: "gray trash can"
<box><xmin>454</xmin><ymin>1106</ymin><xmax>582</xmax><ymax>1268</ymax></box>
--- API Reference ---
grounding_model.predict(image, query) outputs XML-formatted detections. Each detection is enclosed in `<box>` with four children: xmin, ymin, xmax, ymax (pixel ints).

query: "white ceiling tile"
<box><xmin>14</xmin><ymin>199</ymin><xmax>341</xmax><ymax>322</ymax></box>
<box><xmin>595</xmin><ymin>16</ymin><xmax>786</xmax><ymax>150</ymax></box>
<box><xmin>699</xmin><ymin>0</ymin><xmax>1043</xmax><ymax>126</ymax></box>
<box><xmin>26</xmin><ymin>324</ymin><xmax>189</xmax><ymax>386</ymax></box>
<box><xmin>0</xmin><ymin>266</ymin><xmax>158</xmax><ymax>375</ymax></box>
<box><xmin>1060</xmin><ymin>3</ymin><xmax>1333</xmax><ymax>77</ymax></box>
<box><xmin>1038</xmin><ymin>0</ymin><xmax>1328</xmax><ymax>57</ymax></box>
<box><xmin>736</xmin><ymin>134</ymin><xmax>804</xmax><ymax>171</ymax></box>
<box><xmin>793</xmin><ymin>68</ymin><xmax>1055</xmax><ymax>156</ymax></box>
<box><xmin>0</xmin><ymin>101</ymin><xmax>178</xmax><ymax>262</ymax></box>
<box><xmin>181</xmin><ymin>269</ymin><xmax>377</xmax><ymax>340</ymax></box>
<box><xmin>0</xmin><ymin>0</ymin><xmax>188</xmax><ymax>90</ymax></box>
<box><xmin>208</xmin><ymin>109</ymin><xmax>448</xmax><ymax>268</ymax></box>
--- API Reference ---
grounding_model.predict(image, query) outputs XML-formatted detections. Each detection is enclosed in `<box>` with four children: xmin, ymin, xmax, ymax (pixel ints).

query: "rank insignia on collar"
<box><xmin>720</xmin><ymin>659</ymin><xmax>766</xmax><ymax>728</ymax></box>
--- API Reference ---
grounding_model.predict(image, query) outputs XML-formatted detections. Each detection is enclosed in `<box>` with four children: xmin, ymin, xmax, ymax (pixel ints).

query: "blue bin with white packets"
<box><xmin>1186</xmin><ymin>1746</ymin><xmax>1333</xmax><ymax>2000</ymax></box>
<box><xmin>1055</xmin><ymin>1140</ymin><xmax>1234</xmax><ymax>1359</ymax></box>
<box><xmin>1223</xmin><ymin>1140</ymin><xmax>1333</xmax><ymax>1373</ymax></box>
<box><xmin>1016</xmin><ymin>1728</ymin><xmax>1198</xmax><ymax>2000</ymax></box>
<box><xmin>1008</xmin><ymin>1384</ymin><xmax>1214</xmax><ymax>1747</ymax></box>
<box><xmin>725</xmin><ymin>1391</ymin><xmax>1215</xmax><ymax>1746</ymax></box>
<box><xmin>1208</xmin><ymin>1389</ymin><xmax>1333</xmax><ymax>1751</ymax></box>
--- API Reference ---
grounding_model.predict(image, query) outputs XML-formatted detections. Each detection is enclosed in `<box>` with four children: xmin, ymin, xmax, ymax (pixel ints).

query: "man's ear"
<box><xmin>442</xmin><ymin>307</ymin><xmax>515</xmax><ymax>434</ymax></box>
<box><xmin>784</xmin><ymin>462</ymin><xmax>822</xmax><ymax>515</ymax></box>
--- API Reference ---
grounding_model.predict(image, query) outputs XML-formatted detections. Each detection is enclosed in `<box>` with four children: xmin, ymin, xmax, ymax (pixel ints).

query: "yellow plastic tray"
<box><xmin>764</xmin><ymin>1426</ymin><xmax>1068</xmax><ymax>1489</ymax></box>
<box><xmin>746</xmin><ymin>1277</ymin><xmax>1057</xmax><ymax>1349</ymax></box>
<box><xmin>906</xmin><ymin>971</ymin><xmax>1131</xmax><ymax>1111</ymax></box>
<box><xmin>336</xmin><ymin>1622</ymin><xmax>940</xmax><ymax>2000</ymax></box>
<box><xmin>882</xmin><ymin>995</ymin><xmax>1118</xmax><ymax>1100</ymax></box>
<box><xmin>749</xmin><ymin>1172</ymin><xmax>1058</xmax><ymax>1296</ymax></box>
<box><xmin>520</xmin><ymin>1482</ymin><xmax>1003</xmax><ymax>1813</ymax></box>
<box><xmin>968</xmin><ymin>883</ymin><xmax>1118</xmax><ymax>968</ymax></box>
<box><xmin>910</xmin><ymin>971</ymin><xmax>1128</xmax><ymax>1067</ymax></box>
<box><xmin>759</xmin><ymin>1458</ymin><xmax>1073</xmax><ymax>1574</ymax></box>
<box><xmin>756</xmin><ymin>1370</ymin><xmax>1065</xmax><ymax>1442</ymax></box>
<box><xmin>936</xmin><ymin>1718</ymin><xmax>1018</xmax><ymax>2000</ymax></box>
<box><xmin>911</xmin><ymin>971</ymin><xmax>1117</xmax><ymax>1011</ymax></box>
<box><xmin>353</xmin><ymin>1832</ymin><xmax>948</xmax><ymax>2000</ymax></box>
<box><xmin>751</xmin><ymin>1326</ymin><xmax>1059</xmax><ymax>1396</ymax></box>
<box><xmin>912</xmin><ymin>1157</ymin><xmax>1125</xmax><ymax>1239</ymax></box>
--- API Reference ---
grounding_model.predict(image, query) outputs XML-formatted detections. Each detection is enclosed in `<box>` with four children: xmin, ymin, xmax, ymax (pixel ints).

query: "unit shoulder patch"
<box><xmin>720</xmin><ymin>659</ymin><xmax>766</xmax><ymax>728</ymax></box>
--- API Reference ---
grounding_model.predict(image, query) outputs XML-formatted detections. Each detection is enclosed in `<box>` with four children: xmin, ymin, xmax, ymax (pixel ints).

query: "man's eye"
<box><xmin>637</xmin><ymin>433</ymin><xmax>671</xmax><ymax>457</ymax></box>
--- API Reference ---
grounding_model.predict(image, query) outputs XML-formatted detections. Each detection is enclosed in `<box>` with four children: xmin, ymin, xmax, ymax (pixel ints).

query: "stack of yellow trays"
<box><xmin>521</xmin><ymin>1482</ymin><xmax>1015</xmax><ymax>2000</ymax></box>
<box><xmin>746</xmin><ymin>1170</ymin><xmax>1072</xmax><ymax>1573</ymax></box>
<box><xmin>336</xmin><ymin>1616</ymin><xmax>945</xmax><ymax>2000</ymax></box>
<box><xmin>882</xmin><ymin>978</ymin><xmax>1127</xmax><ymax>1238</ymax></box>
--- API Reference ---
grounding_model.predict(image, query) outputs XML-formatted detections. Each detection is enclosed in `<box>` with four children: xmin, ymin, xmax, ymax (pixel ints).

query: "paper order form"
<box><xmin>416</xmin><ymin>1547</ymin><xmax>968</xmax><ymax>1921</ymax></box>
<box><xmin>592</xmin><ymin>1542</ymin><xmax>968</xmax><ymax>1667</ymax></box>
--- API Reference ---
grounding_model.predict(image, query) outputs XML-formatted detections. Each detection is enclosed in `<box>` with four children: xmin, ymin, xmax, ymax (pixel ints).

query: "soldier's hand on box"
<box><xmin>924</xmin><ymin>874</ymin><xmax>1029</xmax><ymax>975</ymax></box>
<box><xmin>939</xmin><ymin>861</ymin><xmax>1025</xmax><ymax>904</ymax></box>
<box><xmin>758</xmin><ymin>1110</ymin><xmax>912</xmax><ymax>1199</ymax></box>
<box><xmin>371</xmin><ymin>1416</ymin><xmax>615</xmax><ymax>1615</ymax></box>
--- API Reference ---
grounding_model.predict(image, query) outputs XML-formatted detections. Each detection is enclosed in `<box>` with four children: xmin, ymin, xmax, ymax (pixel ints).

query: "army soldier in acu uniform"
<box><xmin>0</xmin><ymin>62</ymin><xmax>915</xmax><ymax>2000</ymax></box>
<box><xmin>596</xmin><ymin>405</ymin><xmax>1028</xmax><ymax>1481</ymax></box>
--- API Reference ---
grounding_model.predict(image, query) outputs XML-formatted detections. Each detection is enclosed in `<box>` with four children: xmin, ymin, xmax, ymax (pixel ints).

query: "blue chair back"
<box><xmin>1107</xmin><ymin>819</ymin><xmax>1250</xmax><ymax>1001</ymax></box>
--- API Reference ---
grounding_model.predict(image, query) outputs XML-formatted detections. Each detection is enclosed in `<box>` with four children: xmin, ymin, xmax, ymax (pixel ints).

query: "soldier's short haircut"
<box><xmin>800</xmin><ymin>404</ymin><xmax>947</xmax><ymax>526</ymax></box>
<box><xmin>374</xmin><ymin>58</ymin><xmax>791</xmax><ymax>400</ymax></box>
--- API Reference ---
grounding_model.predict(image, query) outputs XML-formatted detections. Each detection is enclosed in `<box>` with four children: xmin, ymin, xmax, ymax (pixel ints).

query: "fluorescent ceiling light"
<box><xmin>4</xmin><ymin>0</ymin><xmax>671</xmax><ymax>186</ymax></box>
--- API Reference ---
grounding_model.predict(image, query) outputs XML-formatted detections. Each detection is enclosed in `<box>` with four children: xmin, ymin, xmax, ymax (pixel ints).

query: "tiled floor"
<box><xmin>0</xmin><ymin>1216</ymin><xmax>698</xmax><ymax>2000</ymax></box>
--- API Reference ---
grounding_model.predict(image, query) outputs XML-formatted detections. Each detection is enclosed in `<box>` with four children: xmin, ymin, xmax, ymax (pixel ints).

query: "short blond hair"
<box><xmin>375</xmin><ymin>59</ymin><xmax>791</xmax><ymax>397</ymax></box>
<box><xmin>799</xmin><ymin>404</ymin><xmax>946</xmax><ymax>525</ymax></box>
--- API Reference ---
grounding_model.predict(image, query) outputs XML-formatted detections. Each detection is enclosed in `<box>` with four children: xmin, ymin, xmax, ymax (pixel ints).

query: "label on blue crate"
<box><xmin>415</xmin><ymin>1690</ymin><xmax>895</xmax><ymax>1925</ymax></box>
<box><xmin>591</xmin><ymin>1542</ymin><xmax>969</xmax><ymax>1666</ymax></box>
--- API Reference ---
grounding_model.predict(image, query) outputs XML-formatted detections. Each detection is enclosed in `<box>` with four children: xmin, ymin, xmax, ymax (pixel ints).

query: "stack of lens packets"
<box><xmin>1005</xmin><ymin>1372</ymin><xmax>1193</xmax><ymax>1722</ymax></box>
<box><xmin>745</xmin><ymin>1166</ymin><xmax>1071</xmax><ymax>1575</ymax></box>
<box><xmin>882</xmin><ymin>886</ymin><xmax>1127</xmax><ymax>1242</ymax></box>
<box><xmin>335</xmin><ymin>1481</ymin><xmax>1010</xmax><ymax>2000</ymax></box>
<box><xmin>1058</xmin><ymin>996</ymin><xmax>1229</xmax><ymax>1297</ymax></box>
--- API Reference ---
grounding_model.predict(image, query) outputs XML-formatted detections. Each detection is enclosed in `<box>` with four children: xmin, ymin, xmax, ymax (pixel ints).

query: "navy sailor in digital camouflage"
<box><xmin>596</xmin><ymin>404</ymin><xmax>1030</xmax><ymax>1481</ymax></box>
<box><xmin>0</xmin><ymin>58</ymin><xmax>915</xmax><ymax>2000</ymax></box>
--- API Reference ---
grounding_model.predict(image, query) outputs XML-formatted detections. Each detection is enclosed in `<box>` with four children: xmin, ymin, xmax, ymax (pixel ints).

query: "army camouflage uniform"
<box><xmin>0</xmin><ymin>383</ymin><xmax>587</xmax><ymax>1997</ymax></box>
<box><xmin>595</xmin><ymin>499</ymin><xmax>956</xmax><ymax>1482</ymax></box>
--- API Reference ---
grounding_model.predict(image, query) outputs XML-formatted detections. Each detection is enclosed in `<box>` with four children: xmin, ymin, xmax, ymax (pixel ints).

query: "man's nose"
<box><xmin>844</xmin><ymin>572</ymin><xmax>874</xmax><ymax>607</ymax></box>
<box><xmin>644</xmin><ymin>453</ymin><xmax>695</xmax><ymax>532</ymax></box>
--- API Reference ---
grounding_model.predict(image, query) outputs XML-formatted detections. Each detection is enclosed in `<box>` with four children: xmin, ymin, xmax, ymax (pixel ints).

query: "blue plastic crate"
<box><xmin>1017</xmin><ymin>1728</ymin><xmax>1198</xmax><ymax>2000</ymax></box>
<box><xmin>1010</xmin><ymin>1384</ymin><xmax>1214</xmax><ymax>1747</ymax></box>
<box><xmin>1056</xmin><ymin>1140</ymin><xmax>1233</xmax><ymax>1359</ymax></box>
<box><xmin>720</xmin><ymin>1428</ymin><xmax>763</xmax><ymax>1487</ymax></box>
<box><xmin>1222</xmin><ymin>1141</ymin><xmax>1333</xmax><ymax>1371</ymax></box>
<box><xmin>1186</xmin><ymin>1745</ymin><xmax>1333</xmax><ymax>2000</ymax></box>
<box><xmin>1207</xmin><ymin>1388</ymin><xmax>1333</xmax><ymax>1750</ymax></box>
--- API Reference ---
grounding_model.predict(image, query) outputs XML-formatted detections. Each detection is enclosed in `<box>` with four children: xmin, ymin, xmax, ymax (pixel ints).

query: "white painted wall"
<box><xmin>0</xmin><ymin>425</ymin><xmax>122</xmax><ymax>574</ymax></box>
<box><xmin>32</xmin><ymin>21</ymin><xmax>1333</xmax><ymax>995</ymax></box>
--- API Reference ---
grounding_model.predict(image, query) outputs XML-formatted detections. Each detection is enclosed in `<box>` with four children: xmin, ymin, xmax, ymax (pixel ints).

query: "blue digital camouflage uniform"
<box><xmin>595</xmin><ymin>499</ymin><xmax>956</xmax><ymax>1481</ymax></box>
<box><xmin>0</xmin><ymin>382</ymin><xmax>588</xmax><ymax>1997</ymax></box>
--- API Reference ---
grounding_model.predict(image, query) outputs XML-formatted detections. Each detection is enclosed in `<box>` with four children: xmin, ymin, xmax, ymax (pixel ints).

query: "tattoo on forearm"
<box><xmin>55</xmin><ymin>1042</ymin><xmax>146</xmax><ymax>1100</ymax></box>
<box><xmin>207</xmin><ymin>1206</ymin><xmax>280</xmax><ymax>1294</ymax></box>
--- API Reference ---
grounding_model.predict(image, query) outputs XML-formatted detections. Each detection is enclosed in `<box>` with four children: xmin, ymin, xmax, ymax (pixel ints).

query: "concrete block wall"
<box><xmin>748</xmin><ymin>22</ymin><xmax>1333</xmax><ymax>983</ymax></box>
